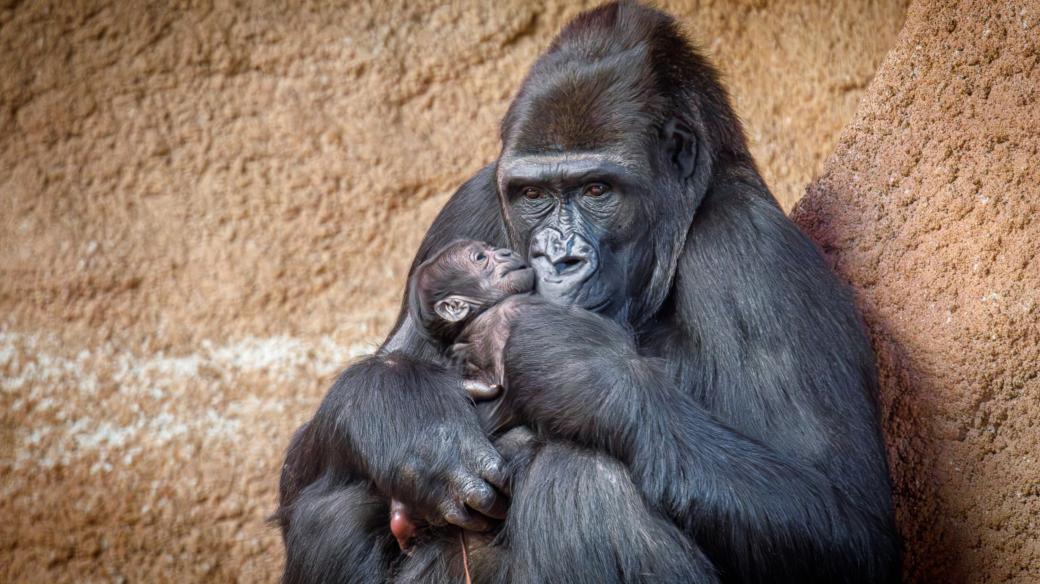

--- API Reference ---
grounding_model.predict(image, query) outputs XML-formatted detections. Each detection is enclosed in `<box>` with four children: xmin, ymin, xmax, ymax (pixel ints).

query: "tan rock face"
<box><xmin>0</xmin><ymin>1</ymin><xmax>908</xmax><ymax>582</ymax></box>
<box><xmin>793</xmin><ymin>1</ymin><xmax>1040</xmax><ymax>581</ymax></box>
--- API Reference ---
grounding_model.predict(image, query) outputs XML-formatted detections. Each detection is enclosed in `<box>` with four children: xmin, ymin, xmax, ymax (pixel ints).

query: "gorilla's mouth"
<box><xmin>527</xmin><ymin>227</ymin><xmax>604</xmax><ymax>307</ymax></box>
<box><xmin>537</xmin><ymin>256</ymin><xmax>588</xmax><ymax>282</ymax></box>
<box><xmin>532</xmin><ymin>254</ymin><xmax>596</xmax><ymax>284</ymax></box>
<box><xmin>532</xmin><ymin>253</ymin><xmax>601</xmax><ymax>306</ymax></box>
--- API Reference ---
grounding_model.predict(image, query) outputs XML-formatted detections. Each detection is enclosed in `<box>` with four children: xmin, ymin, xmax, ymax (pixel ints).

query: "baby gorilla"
<box><xmin>409</xmin><ymin>239</ymin><xmax>537</xmax><ymax>405</ymax></box>
<box><xmin>390</xmin><ymin>239</ymin><xmax>537</xmax><ymax>550</ymax></box>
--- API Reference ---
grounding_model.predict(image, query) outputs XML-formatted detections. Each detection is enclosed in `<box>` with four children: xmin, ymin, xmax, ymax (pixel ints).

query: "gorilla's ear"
<box><xmin>663</xmin><ymin>118</ymin><xmax>698</xmax><ymax>181</ymax></box>
<box><xmin>434</xmin><ymin>296</ymin><xmax>472</xmax><ymax>322</ymax></box>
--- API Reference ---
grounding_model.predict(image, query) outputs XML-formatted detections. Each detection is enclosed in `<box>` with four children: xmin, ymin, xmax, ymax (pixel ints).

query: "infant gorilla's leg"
<box><xmin>503</xmin><ymin>440</ymin><xmax>719</xmax><ymax>584</ymax></box>
<box><xmin>281</xmin><ymin>476</ymin><xmax>396</xmax><ymax>584</ymax></box>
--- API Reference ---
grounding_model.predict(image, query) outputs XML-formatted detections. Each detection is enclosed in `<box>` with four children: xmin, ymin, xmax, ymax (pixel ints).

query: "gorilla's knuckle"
<box><xmin>467</xmin><ymin>483</ymin><xmax>495</xmax><ymax>509</ymax></box>
<box><xmin>437</xmin><ymin>498</ymin><xmax>465</xmax><ymax>521</ymax></box>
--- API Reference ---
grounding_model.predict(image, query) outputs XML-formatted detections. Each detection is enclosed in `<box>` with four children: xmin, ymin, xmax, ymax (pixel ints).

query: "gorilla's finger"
<box><xmin>476</xmin><ymin>451</ymin><xmax>510</xmax><ymax>495</ymax></box>
<box><xmin>463</xmin><ymin>378</ymin><xmax>501</xmax><ymax>401</ymax></box>
<box><xmin>440</xmin><ymin>499</ymin><xmax>489</xmax><ymax>532</ymax></box>
<box><xmin>457</xmin><ymin>473</ymin><xmax>507</xmax><ymax>520</ymax></box>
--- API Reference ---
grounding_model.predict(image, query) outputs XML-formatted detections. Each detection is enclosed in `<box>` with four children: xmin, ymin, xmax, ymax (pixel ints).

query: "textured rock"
<box><xmin>793</xmin><ymin>0</ymin><xmax>1040</xmax><ymax>581</ymax></box>
<box><xmin>0</xmin><ymin>1</ymin><xmax>907</xmax><ymax>582</ymax></box>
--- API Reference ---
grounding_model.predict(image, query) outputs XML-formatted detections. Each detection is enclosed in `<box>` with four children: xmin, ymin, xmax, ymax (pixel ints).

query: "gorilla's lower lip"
<box><xmin>537</xmin><ymin>269</ymin><xmax>594</xmax><ymax>286</ymax></box>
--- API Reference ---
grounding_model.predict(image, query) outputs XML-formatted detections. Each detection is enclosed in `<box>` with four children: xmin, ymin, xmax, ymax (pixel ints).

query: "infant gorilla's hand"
<box><xmin>455</xmin><ymin>295</ymin><xmax>528</xmax><ymax>394</ymax></box>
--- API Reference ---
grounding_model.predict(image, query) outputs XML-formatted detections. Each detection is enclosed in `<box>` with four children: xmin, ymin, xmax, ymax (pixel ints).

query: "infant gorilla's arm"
<box><xmin>453</xmin><ymin>295</ymin><xmax>539</xmax><ymax>433</ymax></box>
<box><xmin>453</xmin><ymin>296</ymin><xmax>528</xmax><ymax>394</ymax></box>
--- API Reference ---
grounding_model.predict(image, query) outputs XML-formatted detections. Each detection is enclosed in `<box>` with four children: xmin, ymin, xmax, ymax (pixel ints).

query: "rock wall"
<box><xmin>0</xmin><ymin>1</ymin><xmax>911</xmax><ymax>582</ymax></box>
<box><xmin>792</xmin><ymin>0</ymin><xmax>1040</xmax><ymax>581</ymax></box>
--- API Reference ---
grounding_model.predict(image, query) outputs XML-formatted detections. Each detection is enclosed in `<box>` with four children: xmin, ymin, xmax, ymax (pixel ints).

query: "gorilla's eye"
<box><xmin>583</xmin><ymin>183</ymin><xmax>608</xmax><ymax>197</ymax></box>
<box><xmin>475</xmin><ymin>252</ymin><xmax>486</xmax><ymax>262</ymax></box>
<box><xmin>522</xmin><ymin>187</ymin><xmax>544</xmax><ymax>200</ymax></box>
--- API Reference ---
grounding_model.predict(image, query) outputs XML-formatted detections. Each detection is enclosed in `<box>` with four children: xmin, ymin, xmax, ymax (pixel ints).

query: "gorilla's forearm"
<box><xmin>306</xmin><ymin>354</ymin><xmax>507</xmax><ymax>529</ymax></box>
<box><xmin>503</xmin><ymin>308</ymin><xmax>899</xmax><ymax>582</ymax></box>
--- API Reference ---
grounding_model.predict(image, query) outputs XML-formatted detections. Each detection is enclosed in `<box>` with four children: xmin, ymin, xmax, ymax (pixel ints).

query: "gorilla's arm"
<box><xmin>500</xmin><ymin>194</ymin><xmax>900</xmax><ymax>583</ymax></box>
<box><xmin>280</xmin><ymin>165</ymin><xmax>511</xmax><ymax>531</ymax></box>
<box><xmin>505</xmin><ymin>306</ymin><xmax>896</xmax><ymax>583</ymax></box>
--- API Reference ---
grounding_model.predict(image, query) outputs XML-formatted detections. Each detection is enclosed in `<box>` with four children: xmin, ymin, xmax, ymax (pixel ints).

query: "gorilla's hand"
<box><xmin>476</xmin><ymin>426</ymin><xmax>539</xmax><ymax>498</ymax></box>
<box><xmin>317</xmin><ymin>354</ymin><xmax>509</xmax><ymax>531</ymax></box>
<box><xmin>388</xmin><ymin>426</ymin><xmax>520</xmax><ymax>549</ymax></box>
<box><xmin>495</xmin><ymin>426</ymin><xmax>540</xmax><ymax>476</ymax></box>
<box><xmin>386</xmin><ymin>418</ymin><xmax>509</xmax><ymax>532</ymax></box>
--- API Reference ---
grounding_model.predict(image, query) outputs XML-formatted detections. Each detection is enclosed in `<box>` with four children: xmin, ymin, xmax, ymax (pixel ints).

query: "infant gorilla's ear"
<box><xmin>434</xmin><ymin>295</ymin><xmax>471</xmax><ymax>322</ymax></box>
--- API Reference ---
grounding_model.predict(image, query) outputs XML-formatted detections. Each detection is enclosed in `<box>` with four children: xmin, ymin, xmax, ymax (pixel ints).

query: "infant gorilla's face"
<box><xmin>455</xmin><ymin>241</ymin><xmax>535</xmax><ymax>299</ymax></box>
<box><xmin>425</xmin><ymin>241</ymin><xmax>535</xmax><ymax>327</ymax></box>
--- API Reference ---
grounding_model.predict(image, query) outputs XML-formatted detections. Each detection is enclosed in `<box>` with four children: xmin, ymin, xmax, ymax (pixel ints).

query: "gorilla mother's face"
<box><xmin>492</xmin><ymin>25</ymin><xmax>697</xmax><ymax>322</ymax></box>
<box><xmin>497</xmin><ymin>151</ymin><xmax>655</xmax><ymax>317</ymax></box>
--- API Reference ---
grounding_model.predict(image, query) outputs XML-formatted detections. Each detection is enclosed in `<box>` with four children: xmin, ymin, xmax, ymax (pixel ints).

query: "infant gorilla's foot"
<box><xmin>495</xmin><ymin>426</ymin><xmax>537</xmax><ymax>459</ymax></box>
<box><xmin>494</xmin><ymin>426</ymin><xmax>540</xmax><ymax>495</ymax></box>
<box><xmin>463</xmin><ymin>378</ymin><xmax>502</xmax><ymax>401</ymax></box>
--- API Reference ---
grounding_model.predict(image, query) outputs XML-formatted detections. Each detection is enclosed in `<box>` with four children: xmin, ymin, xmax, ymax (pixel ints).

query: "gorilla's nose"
<box><xmin>531</xmin><ymin>229</ymin><xmax>595</xmax><ymax>278</ymax></box>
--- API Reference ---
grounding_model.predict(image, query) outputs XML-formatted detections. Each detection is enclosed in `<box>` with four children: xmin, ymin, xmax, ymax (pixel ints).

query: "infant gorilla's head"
<box><xmin>409</xmin><ymin>240</ymin><xmax>535</xmax><ymax>344</ymax></box>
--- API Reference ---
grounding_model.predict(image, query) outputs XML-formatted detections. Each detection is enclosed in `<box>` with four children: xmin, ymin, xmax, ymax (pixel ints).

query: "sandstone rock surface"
<box><xmin>793</xmin><ymin>0</ymin><xmax>1040</xmax><ymax>581</ymax></box>
<box><xmin>1</xmin><ymin>1</ymin><xmax>909</xmax><ymax>582</ymax></box>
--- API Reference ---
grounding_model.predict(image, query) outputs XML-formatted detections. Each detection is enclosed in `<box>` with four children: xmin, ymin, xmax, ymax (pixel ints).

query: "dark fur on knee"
<box><xmin>502</xmin><ymin>443</ymin><xmax>718</xmax><ymax>584</ymax></box>
<box><xmin>281</xmin><ymin>478</ymin><xmax>396</xmax><ymax>584</ymax></box>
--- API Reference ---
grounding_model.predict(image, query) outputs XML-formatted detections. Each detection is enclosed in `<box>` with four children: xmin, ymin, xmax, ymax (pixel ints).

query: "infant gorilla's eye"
<box><xmin>522</xmin><ymin>187</ymin><xmax>544</xmax><ymax>200</ymax></box>
<box><xmin>475</xmin><ymin>252</ymin><xmax>486</xmax><ymax>261</ymax></box>
<box><xmin>583</xmin><ymin>183</ymin><xmax>608</xmax><ymax>197</ymax></box>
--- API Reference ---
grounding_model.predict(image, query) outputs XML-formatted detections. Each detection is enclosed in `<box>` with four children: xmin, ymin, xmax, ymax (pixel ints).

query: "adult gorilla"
<box><xmin>277</xmin><ymin>2</ymin><xmax>900</xmax><ymax>582</ymax></box>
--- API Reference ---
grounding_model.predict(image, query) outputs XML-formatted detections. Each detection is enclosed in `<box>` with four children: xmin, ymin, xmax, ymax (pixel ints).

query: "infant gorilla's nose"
<box><xmin>492</xmin><ymin>247</ymin><xmax>527</xmax><ymax>273</ymax></box>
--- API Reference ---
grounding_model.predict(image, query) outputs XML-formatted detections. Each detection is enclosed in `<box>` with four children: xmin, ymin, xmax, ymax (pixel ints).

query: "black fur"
<box><xmin>276</xmin><ymin>2</ymin><xmax>900</xmax><ymax>582</ymax></box>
